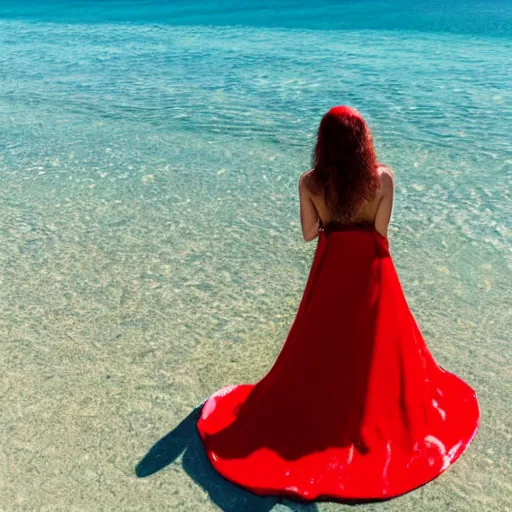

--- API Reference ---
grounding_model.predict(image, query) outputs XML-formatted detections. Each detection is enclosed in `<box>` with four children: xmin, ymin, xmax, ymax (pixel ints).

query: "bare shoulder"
<box><xmin>377</xmin><ymin>164</ymin><xmax>394</xmax><ymax>179</ymax></box>
<box><xmin>299</xmin><ymin>169</ymin><xmax>315</xmax><ymax>191</ymax></box>
<box><xmin>300</xmin><ymin>168</ymin><xmax>314</xmax><ymax>181</ymax></box>
<box><xmin>377</xmin><ymin>164</ymin><xmax>395</xmax><ymax>193</ymax></box>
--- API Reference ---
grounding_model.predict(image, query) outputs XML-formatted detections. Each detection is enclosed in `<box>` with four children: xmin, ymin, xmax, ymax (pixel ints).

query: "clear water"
<box><xmin>1</xmin><ymin>2</ymin><xmax>511</xmax><ymax>511</ymax></box>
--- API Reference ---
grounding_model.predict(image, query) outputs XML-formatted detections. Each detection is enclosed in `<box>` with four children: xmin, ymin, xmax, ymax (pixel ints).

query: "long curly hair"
<box><xmin>306</xmin><ymin>106</ymin><xmax>380</xmax><ymax>222</ymax></box>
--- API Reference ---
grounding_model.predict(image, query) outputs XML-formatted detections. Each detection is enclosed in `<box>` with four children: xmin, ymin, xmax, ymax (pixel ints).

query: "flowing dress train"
<box><xmin>196</xmin><ymin>224</ymin><xmax>479</xmax><ymax>500</ymax></box>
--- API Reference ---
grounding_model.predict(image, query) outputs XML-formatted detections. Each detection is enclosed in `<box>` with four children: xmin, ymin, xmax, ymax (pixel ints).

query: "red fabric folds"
<box><xmin>196</xmin><ymin>225</ymin><xmax>479</xmax><ymax>500</ymax></box>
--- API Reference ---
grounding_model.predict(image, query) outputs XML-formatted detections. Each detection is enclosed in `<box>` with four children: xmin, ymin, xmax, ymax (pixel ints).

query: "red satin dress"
<box><xmin>196</xmin><ymin>223</ymin><xmax>480</xmax><ymax>500</ymax></box>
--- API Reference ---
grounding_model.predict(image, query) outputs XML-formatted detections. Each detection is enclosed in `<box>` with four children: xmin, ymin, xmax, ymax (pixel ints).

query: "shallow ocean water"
<box><xmin>0</xmin><ymin>1</ymin><xmax>511</xmax><ymax>511</ymax></box>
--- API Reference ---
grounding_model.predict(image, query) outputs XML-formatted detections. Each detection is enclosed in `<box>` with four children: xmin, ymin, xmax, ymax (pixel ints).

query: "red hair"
<box><xmin>307</xmin><ymin>106</ymin><xmax>380</xmax><ymax>222</ymax></box>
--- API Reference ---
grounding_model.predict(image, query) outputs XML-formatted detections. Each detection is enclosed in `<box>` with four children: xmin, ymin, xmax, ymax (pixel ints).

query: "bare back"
<box><xmin>299</xmin><ymin>165</ymin><xmax>395</xmax><ymax>239</ymax></box>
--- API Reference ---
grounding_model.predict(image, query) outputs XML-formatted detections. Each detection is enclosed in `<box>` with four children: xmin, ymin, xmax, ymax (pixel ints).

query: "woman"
<box><xmin>196</xmin><ymin>106</ymin><xmax>479</xmax><ymax>501</ymax></box>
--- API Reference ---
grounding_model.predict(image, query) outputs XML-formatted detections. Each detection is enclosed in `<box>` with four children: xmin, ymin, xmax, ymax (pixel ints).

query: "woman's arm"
<box><xmin>374</xmin><ymin>166</ymin><xmax>395</xmax><ymax>238</ymax></box>
<box><xmin>298</xmin><ymin>172</ymin><xmax>320</xmax><ymax>241</ymax></box>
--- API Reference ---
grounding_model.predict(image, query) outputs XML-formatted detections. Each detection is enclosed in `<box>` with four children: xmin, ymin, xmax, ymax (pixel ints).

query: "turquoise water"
<box><xmin>1</xmin><ymin>2</ymin><xmax>511</xmax><ymax>511</ymax></box>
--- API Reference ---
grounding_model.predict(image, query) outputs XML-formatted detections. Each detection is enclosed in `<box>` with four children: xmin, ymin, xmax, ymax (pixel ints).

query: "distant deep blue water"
<box><xmin>0</xmin><ymin>2</ymin><xmax>511</xmax><ymax>508</ymax></box>
<box><xmin>1</xmin><ymin>0</ymin><xmax>511</xmax><ymax>38</ymax></box>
